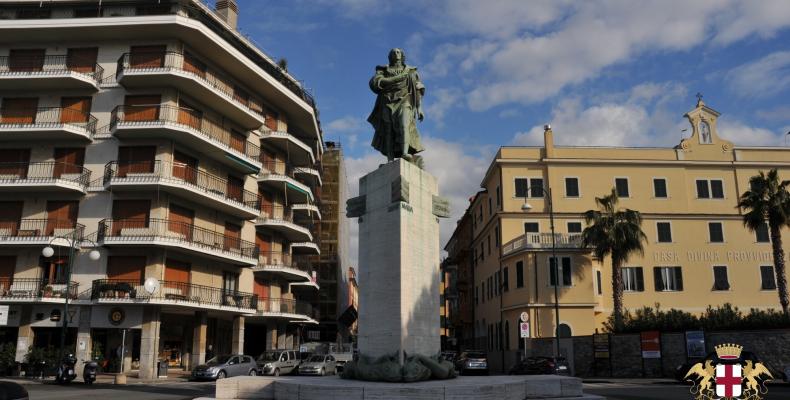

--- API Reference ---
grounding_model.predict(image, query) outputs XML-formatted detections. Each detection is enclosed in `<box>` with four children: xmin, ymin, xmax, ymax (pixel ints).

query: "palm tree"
<box><xmin>582</xmin><ymin>189</ymin><xmax>647</xmax><ymax>331</ymax></box>
<box><xmin>737</xmin><ymin>169</ymin><xmax>790</xmax><ymax>315</ymax></box>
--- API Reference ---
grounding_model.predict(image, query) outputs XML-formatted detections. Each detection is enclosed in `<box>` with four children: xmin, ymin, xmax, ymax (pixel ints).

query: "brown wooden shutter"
<box><xmin>224</xmin><ymin>222</ymin><xmax>241</xmax><ymax>251</ymax></box>
<box><xmin>106</xmin><ymin>256</ymin><xmax>146</xmax><ymax>282</ymax></box>
<box><xmin>129</xmin><ymin>45</ymin><xmax>166</xmax><ymax>68</ymax></box>
<box><xmin>253</xmin><ymin>278</ymin><xmax>269</xmax><ymax>299</ymax></box>
<box><xmin>164</xmin><ymin>258</ymin><xmax>190</xmax><ymax>283</ymax></box>
<box><xmin>232</xmin><ymin>86</ymin><xmax>249</xmax><ymax>106</ymax></box>
<box><xmin>111</xmin><ymin>200</ymin><xmax>151</xmax><ymax>235</ymax></box>
<box><xmin>1</xmin><ymin>98</ymin><xmax>38</xmax><ymax>124</ymax></box>
<box><xmin>8</xmin><ymin>49</ymin><xmax>44</xmax><ymax>72</ymax></box>
<box><xmin>0</xmin><ymin>202</ymin><xmax>23</xmax><ymax>236</ymax></box>
<box><xmin>168</xmin><ymin>204</ymin><xmax>194</xmax><ymax>240</ymax></box>
<box><xmin>123</xmin><ymin>95</ymin><xmax>161</xmax><ymax>122</ymax></box>
<box><xmin>264</xmin><ymin>110</ymin><xmax>278</xmax><ymax>131</ymax></box>
<box><xmin>117</xmin><ymin>146</ymin><xmax>155</xmax><ymax>177</ymax></box>
<box><xmin>229</xmin><ymin>130</ymin><xmax>245</xmax><ymax>153</ymax></box>
<box><xmin>182</xmin><ymin>52</ymin><xmax>206</xmax><ymax>78</ymax></box>
<box><xmin>45</xmin><ymin>200</ymin><xmax>79</xmax><ymax>235</ymax></box>
<box><xmin>227</xmin><ymin>175</ymin><xmax>243</xmax><ymax>202</ymax></box>
<box><xmin>0</xmin><ymin>256</ymin><xmax>15</xmax><ymax>282</ymax></box>
<box><xmin>177</xmin><ymin>101</ymin><xmax>202</xmax><ymax>130</ymax></box>
<box><xmin>53</xmin><ymin>148</ymin><xmax>85</xmax><ymax>178</ymax></box>
<box><xmin>66</xmin><ymin>47</ymin><xmax>98</xmax><ymax>73</ymax></box>
<box><xmin>172</xmin><ymin>151</ymin><xmax>198</xmax><ymax>184</ymax></box>
<box><xmin>0</xmin><ymin>149</ymin><xmax>30</xmax><ymax>178</ymax></box>
<box><xmin>60</xmin><ymin>97</ymin><xmax>92</xmax><ymax>123</ymax></box>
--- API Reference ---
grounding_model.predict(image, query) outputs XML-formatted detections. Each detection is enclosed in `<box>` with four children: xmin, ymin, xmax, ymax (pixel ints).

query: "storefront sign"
<box><xmin>593</xmin><ymin>333</ymin><xmax>610</xmax><ymax>359</ymax></box>
<box><xmin>109</xmin><ymin>308</ymin><xmax>125</xmax><ymax>326</ymax></box>
<box><xmin>640</xmin><ymin>331</ymin><xmax>661</xmax><ymax>359</ymax></box>
<box><xmin>685</xmin><ymin>331</ymin><xmax>706</xmax><ymax>358</ymax></box>
<box><xmin>652</xmin><ymin>250</ymin><xmax>773</xmax><ymax>263</ymax></box>
<box><xmin>30</xmin><ymin>305</ymin><xmax>79</xmax><ymax>327</ymax></box>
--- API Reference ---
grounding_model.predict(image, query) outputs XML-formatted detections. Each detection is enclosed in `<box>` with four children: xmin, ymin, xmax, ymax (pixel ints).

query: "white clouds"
<box><xmin>717</xmin><ymin>120</ymin><xmax>785</xmax><ymax>146</ymax></box>
<box><xmin>326</xmin><ymin>115</ymin><xmax>369</xmax><ymax>148</ymax></box>
<box><xmin>726</xmin><ymin>51</ymin><xmax>790</xmax><ymax>97</ymax></box>
<box><xmin>424</xmin><ymin>87</ymin><xmax>461</xmax><ymax>127</ymax></box>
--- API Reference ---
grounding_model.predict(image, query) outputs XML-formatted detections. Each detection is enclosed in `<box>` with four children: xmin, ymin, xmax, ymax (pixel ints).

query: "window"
<box><xmin>495</xmin><ymin>225</ymin><xmax>500</xmax><ymax>247</ymax></box>
<box><xmin>654</xmin><ymin>267</ymin><xmax>683</xmax><ymax>291</ymax></box>
<box><xmin>549</xmin><ymin>257</ymin><xmax>572</xmax><ymax>286</ymax></box>
<box><xmin>222</xmin><ymin>271</ymin><xmax>239</xmax><ymax>292</ymax></box>
<box><xmin>524</xmin><ymin>222</ymin><xmax>539</xmax><ymax>233</ymax></box>
<box><xmin>496</xmin><ymin>186</ymin><xmax>501</xmax><ymax>208</ymax></box>
<box><xmin>558</xmin><ymin>324</ymin><xmax>572</xmax><ymax>338</ymax></box>
<box><xmin>488</xmin><ymin>198</ymin><xmax>492</xmax><ymax>216</ymax></box>
<box><xmin>480</xmin><ymin>242</ymin><xmax>485</xmax><ymax>262</ymax></box>
<box><xmin>504</xmin><ymin>320</ymin><xmax>510</xmax><ymax>350</ymax></box>
<box><xmin>567</xmin><ymin>222</ymin><xmax>582</xmax><ymax>234</ymax></box>
<box><xmin>495</xmin><ymin>271</ymin><xmax>500</xmax><ymax>296</ymax></box>
<box><xmin>503</xmin><ymin>267</ymin><xmax>509</xmax><ymax>292</ymax></box>
<box><xmin>516</xmin><ymin>261</ymin><xmax>524</xmax><ymax>288</ymax></box>
<box><xmin>596</xmin><ymin>270</ymin><xmax>603</xmax><ymax>295</ymax></box>
<box><xmin>487</xmin><ymin>235</ymin><xmax>491</xmax><ymax>255</ymax></box>
<box><xmin>708</xmin><ymin>222</ymin><xmax>724</xmax><ymax>243</ymax></box>
<box><xmin>696</xmin><ymin>179</ymin><xmax>724</xmax><ymax>199</ymax></box>
<box><xmin>653</xmin><ymin>178</ymin><xmax>667</xmax><ymax>198</ymax></box>
<box><xmin>615</xmin><ymin>178</ymin><xmax>629</xmax><ymax>197</ymax></box>
<box><xmin>481</xmin><ymin>281</ymin><xmax>485</xmax><ymax>303</ymax></box>
<box><xmin>756</xmin><ymin>223</ymin><xmax>770</xmax><ymax>243</ymax></box>
<box><xmin>488</xmin><ymin>276</ymin><xmax>493</xmax><ymax>299</ymax></box>
<box><xmin>515</xmin><ymin>177</ymin><xmax>544</xmax><ymax>198</ymax></box>
<box><xmin>712</xmin><ymin>266</ymin><xmax>730</xmax><ymax>291</ymax></box>
<box><xmin>565</xmin><ymin>177</ymin><xmax>579</xmax><ymax>197</ymax></box>
<box><xmin>475</xmin><ymin>286</ymin><xmax>479</xmax><ymax>305</ymax></box>
<box><xmin>760</xmin><ymin>266</ymin><xmax>776</xmax><ymax>290</ymax></box>
<box><xmin>488</xmin><ymin>325</ymin><xmax>493</xmax><ymax>350</ymax></box>
<box><xmin>657</xmin><ymin>222</ymin><xmax>672</xmax><ymax>243</ymax></box>
<box><xmin>621</xmin><ymin>267</ymin><xmax>644</xmax><ymax>292</ymax></box>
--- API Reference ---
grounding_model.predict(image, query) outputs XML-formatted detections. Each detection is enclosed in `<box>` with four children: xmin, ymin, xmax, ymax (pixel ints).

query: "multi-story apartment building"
<box><xmin>450</xmin><ymin>99</ymin><xmax>789</xmax><ymax>372</ymax></box>
<box><xmin>309</xmin><ymin>141</ymin><xmax>351</xmax><ymax>343</ymax></box>
<box><xmin>0</xmin><ymin>0</ymin><xmax>322</xmax><ymax>379</ymax></box>
<box><xmin>441</xmin><ymin>206</ymin><xmax>474</xmax><ymax>351</ymax></box>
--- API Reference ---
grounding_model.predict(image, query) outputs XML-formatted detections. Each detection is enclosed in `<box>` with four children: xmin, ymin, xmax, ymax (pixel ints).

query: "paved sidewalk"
<box><xmin>4</xmin><ymin>369</ymin><xmax>192</xmax><ymax>385</ymax></box>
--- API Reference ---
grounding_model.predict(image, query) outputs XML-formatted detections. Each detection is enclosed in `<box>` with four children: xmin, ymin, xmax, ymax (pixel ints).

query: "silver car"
<box><xmin>298</xmin><ymin>354</ymin><xmax>337</xmax><ymax>376</ymax></box>
<box><xmin>257</xmin><ymin>350</ymin><xmax>300</xmax><ymax>376</ymax></box>
<box><xmin>191</xmin><ymin>355</ymin><xmax>258</xmax><ymax>380</ymax></box>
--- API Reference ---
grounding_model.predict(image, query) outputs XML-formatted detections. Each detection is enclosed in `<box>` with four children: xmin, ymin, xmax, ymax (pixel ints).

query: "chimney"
<box><xmin>215</xmin><ymin>0</ymin><xmax>238</xmax><ymax>30</ymax></box>
<box><xmin>543</xmin><ymin>124</ymin><xmax>554</xmax><ymax>158</ymax></box>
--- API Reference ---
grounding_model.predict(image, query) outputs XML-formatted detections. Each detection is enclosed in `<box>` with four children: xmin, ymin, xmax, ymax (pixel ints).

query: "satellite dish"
<box><xmin>143</xmin><ymin>278</ymin><xmax>160</xmax><ymax>295</ymax></box>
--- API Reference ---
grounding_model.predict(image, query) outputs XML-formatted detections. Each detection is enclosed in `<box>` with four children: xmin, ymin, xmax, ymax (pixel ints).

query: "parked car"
<box><xmin>455</xmin><ymin>350</ymin><xmax>488</xmax><ymax>375</ymax></box>
<box><xmin>257</xmin><ymin>350</ymin><xmax>300</xmax><ymax>376</ymax></box>
<box><xmin>192</xmin><ymin>355</ymin><xmax>258</xmax><ymax>380</ymax></box>
<box><xmin>298</xmin><ymin>354</ymin><xmax>337</xmax><ymax>376</ymax></box>
<box><xmin>509</xmin><ymin>356</ymin><xmax>570</xmax><ymax>375</ymax></box>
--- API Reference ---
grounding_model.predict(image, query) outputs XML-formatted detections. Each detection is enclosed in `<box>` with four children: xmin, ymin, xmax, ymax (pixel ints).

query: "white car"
<box><xmin>298</xmin><ymin>354</ymin><xmax>337</xmax><ymax>376</ymax></box>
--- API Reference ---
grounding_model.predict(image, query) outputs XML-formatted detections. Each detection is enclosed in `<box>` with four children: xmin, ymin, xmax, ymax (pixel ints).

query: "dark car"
<box><xmin>509</xmin><ymin>356</ymin><xmax>570</xmax><ymax>375</ymax></box>
<box><xmin>455</xmin><ymin>350</ymin><xmax>488</xmax><ymax>375</ymax></box>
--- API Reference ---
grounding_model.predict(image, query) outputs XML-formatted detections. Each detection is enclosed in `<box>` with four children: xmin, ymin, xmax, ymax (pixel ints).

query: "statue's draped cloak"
<box><xmin>368</xmin><ymin>64</ymin><xmax>425</xmax><ymax>160</ymax></box>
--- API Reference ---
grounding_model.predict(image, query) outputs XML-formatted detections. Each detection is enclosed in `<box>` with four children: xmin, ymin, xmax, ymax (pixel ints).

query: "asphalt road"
<box><xmin>584</xmin><ymin>381</ymin><xmax>790</xmax><ymax>400</ymax></box>
<box><xmin>19</xmin><ymin>381</ymin><xmax>215</xmax><ymax>400</ymax></box>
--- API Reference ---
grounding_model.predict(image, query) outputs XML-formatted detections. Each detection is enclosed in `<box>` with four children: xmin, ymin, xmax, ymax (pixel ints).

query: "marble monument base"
<box><xmin>207</xmin><ymin>375</ymin><xmax>605</xmax><ymax>400</ymax></box>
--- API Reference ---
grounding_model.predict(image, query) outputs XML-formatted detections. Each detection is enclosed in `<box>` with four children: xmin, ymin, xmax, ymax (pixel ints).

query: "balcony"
<box><xmin>116</xmin><ymin>52</ymin><xmax>265</xmax><ymax>129</ymax></box>
<box><xmin>110</xmin><ymin>105</ymin><xmax>261</xmax><ymax>174</ymax></box>
<box><xmin>255</xmin><ymin>297</ymin><xmax>316</xmax><ymax>322</ymax></box>
<box><xmin>253</xmin><ymin>251</ymin><xmax>313</xmax><ymax>283</ymax></box>
<box><xmin>294</xmin><ymin>166</ymin><xmax>322</xmax><ymax>187</ymax></box>
<box><xmin>0</xmin><ymin>278</ymin><xmax>77</xmax><ymax>303</ymax></box>
<box><xmin>291</xmin><ymin>240</ymin><xmax>320</xmax><ymax>255</ymax></box>
<box><xmin>257</xmin><ymin>160</ymin><xmax>314</xmax><ymax>203</ymax></box>
<box><xmin>259</xmin><ymin>130</ymin><xmax>315</xmax><ymax>166</ymax></box>
<box><xmin>0</xmin><ymin>54</ymin><xmax>103</xmax><ymax>90</ymax></box>
<box><xmin>0</xmin><ymin>107</ymin><xmax>97</xmax><ymax>141</ymax></box>
<box><xmin>90</xmin><ymin>279</ymin><xmax>257</xmax><ymax>312</ymax></box>
<box><xmin>0</xmin><ymin>162</ymin><xmax>91</xmax><ymax>193</ymax></box>
<box><xmin>502</xmin><ymin>233</ymin><xmax>585</xmax><ymax>256</ymax></box>
<box><xmin>255</xmin><ymin>205</ymin><xmax>312</xmax><ymax>242</ymax></box>
<box><xmin>0</xmin><ymin>219</ymin><xmax>84</xmax><ymax>246</ymax></box>
<box><xmin>103</xmin><ymin>160</ymin><xmax>260</xmax><ymax>219</ymax></box>
<box><xmin>291</xmin><ymin>203</ymin><xmax>321</xmax><ymax>220</ymax></box>
<box><xmin>97</xmin><ymin>218</ymin><xmax>258</xmax><ymax>266</ymax></box>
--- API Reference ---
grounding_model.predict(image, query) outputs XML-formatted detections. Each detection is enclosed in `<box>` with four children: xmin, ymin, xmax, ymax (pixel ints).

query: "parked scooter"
<box><xmin>55</xmin><ymin>354</ymin><xmax>77</xmax><ymax>384</ymax></box>
<box><xmin>83</xmin><ymin>360</ymin><xmax>98</xmax><ymax>385</ymax></box>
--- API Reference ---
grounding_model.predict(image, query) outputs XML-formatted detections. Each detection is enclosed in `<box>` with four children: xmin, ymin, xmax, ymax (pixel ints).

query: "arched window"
<box><xmin>558</xmin><ymin>323</ymin><xmax>572</xmax><ymax>338</ymax></box>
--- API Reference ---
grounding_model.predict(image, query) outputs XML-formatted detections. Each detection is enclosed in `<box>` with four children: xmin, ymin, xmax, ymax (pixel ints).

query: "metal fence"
<box><xmin>0</xmin><ymin>107</ymin><xmax>98</xmax><ymax>136</ymax></box>
<box><xmin>90</xmin><ymin>279</ymin><xmax>257</xmax><ymax>309</ymax></box>
<box><xmin>0</xmin><ymin>54</ymin><xmax>104</xmax><ymax>81</ymax></box>
<box><xmin>0</xmin><ymin>161</ymin><xmax>91</xmax><ymax>188</ymax></box>
<box><xmin>0</xmin><ymin>278</ymin><xmax>78</xmax><ymax>299</ymax></box>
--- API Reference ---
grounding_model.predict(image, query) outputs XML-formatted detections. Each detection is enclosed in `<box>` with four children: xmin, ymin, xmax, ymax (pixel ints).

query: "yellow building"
<box><xmin>461</xmin><ymin>99</ymin><xmax>789</xmax><ymax>370</ymax></box>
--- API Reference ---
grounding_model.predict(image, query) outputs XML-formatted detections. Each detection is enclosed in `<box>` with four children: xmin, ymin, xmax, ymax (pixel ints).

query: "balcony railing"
<box><xmin>0</xmin><ymin>107</ymin><xmax>98</xmax><ymax>137</ymax></box>
<box><xmin>103</xmin><ymin>160</ymin><xmax>260</xmax><ymax>211</ymax></box>
<box><xmin>97</xmin><ymin>218</ymin><xmax>258</xmax><ymax>259</ymax></box>
<box><xmin>0</xmin><ymin>161</ymin><xmax>91</xmax><ymax>189</ymax></box>
<box><xmin>0</xmin><ymin>54</ymin><xmax>104</xmax><ymax>82</ymax></box>
<box><xmin>257</xmin><ymin>251</ymin><xmax>314</xmax><ymax>275</ymax></box>
<box><xmin>0</xmin><ymin>278</ymin><xmax>78</xmax><ymax>300</ymax></box>
<box><xmin>110</xmin><ymin>105</ymin><xmax>260</xmax><ymax>162</ymax></box>
<box><xmin>0</xmin><ymin>219</ymin><xmax>85</xmax><ymax>240</ymax></box>
<box><xmin>502</xmin><ymin>233</ymin><xmax>584</xmax><ymax>255</ymax></box>
<box><xmin>90</xmin><ymin>279</ymin><xmax>257</xmax><ymax>310</ymax></box>
<box><xmin>257</xmin><ymin>296</ymin><xmax>313</xmax><ymax>317</ymax></box>
<box><xmin>260</xmin><ymin>204</ymin><xmax>294</xmax><ymax>222</ymax></box>
<box><xmin>117</xmin><ymin>51</ymin><xmax>266</xmax><ymax>121</ymax></box>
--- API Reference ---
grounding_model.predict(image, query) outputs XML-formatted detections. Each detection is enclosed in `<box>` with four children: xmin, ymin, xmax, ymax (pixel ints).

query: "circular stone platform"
<box><xmin>210</xmin><ymin>374</ymin><xmax>605</xmax><ymax>400</ymax></box>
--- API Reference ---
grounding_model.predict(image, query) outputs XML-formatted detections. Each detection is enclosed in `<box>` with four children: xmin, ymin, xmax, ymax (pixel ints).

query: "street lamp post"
<box><xmin>522</xmin><ymin>184</ymin><xmax>561</xmax><ymax>359</ymax></box>
<box><xmin>42</xmin><ymin>229</ymin><xmax>100</xmax><ymax>362</ymax></box>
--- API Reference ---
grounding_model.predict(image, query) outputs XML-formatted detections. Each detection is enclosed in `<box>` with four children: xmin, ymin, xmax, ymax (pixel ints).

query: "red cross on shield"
<box><xmin>715</xmin><ymin>363</ymin><xmax>742</xmax><ymax>398</ymax></box>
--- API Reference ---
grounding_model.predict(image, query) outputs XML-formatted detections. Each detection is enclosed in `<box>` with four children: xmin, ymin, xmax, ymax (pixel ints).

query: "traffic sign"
<box><xmin>520</xmin><ymin>312</ymin><xmax>529</xmax><ymax>322</ymax></box>
<box><xmin>520</xmin><ymin>322</ymin><xmax>529</xmax><ymax>338</ymax></box>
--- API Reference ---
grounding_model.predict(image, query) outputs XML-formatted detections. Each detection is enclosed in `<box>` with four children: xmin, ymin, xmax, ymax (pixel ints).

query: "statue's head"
<box><xmin>388</xmin><ymin>48</ymin><xmax>405</xmax><ymax>66</ymax></box>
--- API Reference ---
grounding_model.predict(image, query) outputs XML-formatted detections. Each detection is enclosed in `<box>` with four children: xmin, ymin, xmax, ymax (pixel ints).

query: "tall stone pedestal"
<box><xmin>349</xmin><ymin>159</ymin><xmax>449</xmax><ymax>362</ymax></box>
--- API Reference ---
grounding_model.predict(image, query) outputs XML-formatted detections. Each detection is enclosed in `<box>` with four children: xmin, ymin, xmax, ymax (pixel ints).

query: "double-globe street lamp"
<box><xmin>41</xmin><ymin>228</ymin><xmax>100</xmax><ymax>361</ymax></box>
<box><xmin>521</xmin><ymin>179</ymin><xmax>562</xmax><ymax>361</ymax></box>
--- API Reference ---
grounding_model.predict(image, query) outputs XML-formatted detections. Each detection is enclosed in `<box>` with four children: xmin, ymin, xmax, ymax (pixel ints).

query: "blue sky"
<box><xmin>235</xmin><ymin>0</ymin><xmax>790</xmax><ymax>259</ymax></box>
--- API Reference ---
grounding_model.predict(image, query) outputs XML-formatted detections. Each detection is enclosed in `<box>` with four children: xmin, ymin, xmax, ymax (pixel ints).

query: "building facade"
<box><xmin>441</xmin><ymin>206</ymin><xmax>474</xmax><ymax>351</ymax></box>
<box><xmin>452</xmin><ymin>99</ymin><xmax>789</xmax><ymax>371</ymax></box>
<box><xmin>0</xmin><ymin>0</ymin><xmax>322</xmax><ymax>379</ymax></box>
<box><xmin>309</xmin><ymin>141</ymin><xmax>351</xmax><ymax>344</ymax></box>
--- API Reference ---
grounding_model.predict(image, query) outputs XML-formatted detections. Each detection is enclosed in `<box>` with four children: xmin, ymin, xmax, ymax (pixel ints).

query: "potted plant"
<box><xmin>42</xmin><ymin>285</ymin><xmax>53</xmax><ymax>297</ymax></box>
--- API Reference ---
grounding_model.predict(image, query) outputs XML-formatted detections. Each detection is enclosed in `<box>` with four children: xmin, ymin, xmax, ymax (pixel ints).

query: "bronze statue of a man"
<box><xmin>368</xmin><ymin>48</ymin><xmax>425</xmax><ymax>161</ymax></box>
